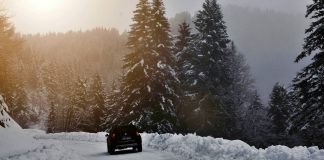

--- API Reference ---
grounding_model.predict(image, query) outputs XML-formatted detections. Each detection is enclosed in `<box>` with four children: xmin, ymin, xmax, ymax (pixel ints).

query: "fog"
<box><xmin>3</xmin><ymin>0</ymin><xmax>312</xmax><ymax>102</ymax></box>
<box><xmin>3</xmin><ymin>0</ymin><xmax>310</xmax><ymax>34</ymax></box>
<box><xmin>222</xmin><ymin>6</ymin><xmax>309</xmax><ymax>102</ymax></box>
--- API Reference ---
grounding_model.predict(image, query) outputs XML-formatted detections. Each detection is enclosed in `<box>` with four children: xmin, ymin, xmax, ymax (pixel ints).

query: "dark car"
<box><xmin>105</xmin><ymin>125</ymin><xmax>142</xmax><ymax>154</ymax></box>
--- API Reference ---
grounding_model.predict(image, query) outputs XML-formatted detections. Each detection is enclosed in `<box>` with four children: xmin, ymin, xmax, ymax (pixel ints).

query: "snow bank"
<box><xmin>0</xmin><ymin>129</ymin><xmax>40</xmax><ymax>158</ymax></box>
<box><xmin>0</xmin><ymin>129</ymin><xmax>83</xmax><ymax>160</ymax></box>
<box><xmin>142</xmin><ymin>133</ymin><xmax>324</xmax><ymax>160</ymax></box>
<box><xmin>34</xmin><ymin>132</ymin><xmax>324</xmax><ymax>160</ymax></box>
<box><xmin>34</xmin><ymin>132</ymin><xmax>107</xmax><ymax>142</ymax></box>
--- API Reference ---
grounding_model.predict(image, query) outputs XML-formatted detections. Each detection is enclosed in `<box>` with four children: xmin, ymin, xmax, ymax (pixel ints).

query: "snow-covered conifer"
<box><xmin>290</xmin><ymin>0</ymin><xmax>324</xmax><ymax>148</ymax></box>
<box><xmin>88</xmin><ymin>74</ymin><xmax>107</xmax><ymax>132</ymax></box>
<box><xmin>113</xmin><ymin>0</ymin><xmax>180</xmax><ymax>133</ymax></box>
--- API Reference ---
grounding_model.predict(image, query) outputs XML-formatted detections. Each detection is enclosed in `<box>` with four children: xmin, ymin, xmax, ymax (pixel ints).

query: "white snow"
<box><xmin>199</xmin><ymin>72</ymin><xmax>205</xmax><ymax>77</ymax></box>
<box><xmin>159</xmin><ymin>103</ymin><xmax>165</xmax><ymax>111</ymax></box>
<box><xmin>144</xmin><ymin>68</ymin><xmax>149</xmax><ymax>77</ymax></box>
<box><xmin>167</xmin><ymin>99</ymin><xmax>173</xmax><ymax>106</ymax></box>
<box><xmin>192</xmin><ymin>79</ymin><xmax>197</xmax><ymax>86</ymax></box>
<box><xmin>34</xmin><ymin>132</ymin><xmax>107</xmax><ymax>142</ymax></box>
<box><xmin>157</xmin><ymin>61</ymin><xmax>166</xmax><ymax>69</ymax></box>
<box><xmin>140</xmin><ymin>59</ymin><xmax>144</xmax><ymax>66</ymax></box>
<box><xmin>185</xmin><ymin>70</ymin><xmax>194</xmax><ymax>75</ymax></box>
<box><xmin>162</xmin><ymin>96</ymin><xmax>166</xmax><ymax>103</ymax></box>
<box><xmin>157</xmin><ymin>44</ymin><xmax>165</xmax><ymax>48</ymax></box>
<box><xmin>0</xmin><ymin>95</ymin><xmax>21</xmax><ymax>129</ymax></box>
<box><xmin>147</xmin><ymin>85</ymin><xmax>151</xmax><ymax>93</ymax></box>
<box><xmin>142</xmin><ymin>133</ymin><xmax>324</xmax><ymax>160</ymax></box>
<box><xmin>1</xmin><ymin>130</ymin><xmax>324</xmax><ymax>160</ymax></box>
<box><xmin>164</xmin><ymin>84</ymin><xmax>173</xmax><ymax>94</ymax></box>
<box><xmin>0</xmin><ymin>129</ymin><xmax>40</xmax><ymax>158</ymax></box>
<box><xmin>0</xmin><ymin>95</ymin><xmax>9</xmax><ymax>111</ymax></box>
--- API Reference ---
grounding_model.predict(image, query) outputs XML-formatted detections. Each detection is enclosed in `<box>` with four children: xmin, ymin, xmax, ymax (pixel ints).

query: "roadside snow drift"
<box><xmin>35</xmin><ymin>132</ymin><xmax>324</xmax><ymax>160</ymax></box>
<box><xmin>0</xmin><ymin>129</ymin><xmax>83</xmax><ymax>160</ymax></box>
<box><xmin>143</xmin><ymin>133</ymin><xmax>324</xmax><ymax>160</ymax></box>
<box><xmin>0</xmin><ymin>129</ymin><xmax>40</xmax><ymax>158</ymax></box>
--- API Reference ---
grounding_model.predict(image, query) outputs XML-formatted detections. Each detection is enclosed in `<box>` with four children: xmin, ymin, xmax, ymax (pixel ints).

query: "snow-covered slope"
<box><xmin>0</xmin><ymin>95</ymin><xmax>21</xmax><ymax>129</ymax></box>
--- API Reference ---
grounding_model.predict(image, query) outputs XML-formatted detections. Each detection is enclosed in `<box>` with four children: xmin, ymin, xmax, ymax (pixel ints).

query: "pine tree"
<box><xmin>10</xmin><ymin>81</ymin><xmax>29</xmax><ymax>128</ymax></box>
<box><xmin>0</xmin><ymin>10</ymin><xmax>22</xmax><ymax>113</ymax></box>
<box><xmin>43</xmin><ymin>62</ymin><xmax>60</xmax><ymax>132</ymax></box>
<box><xmin>226</xmin><ymin>42</ymin><xmax>256</xmax><ymax>138</ymax></box>
<box><xmin>180</xmin><ymin>0</ymin><xmax>233</xmax><ymax>137</ymax></box>
<box><xmin>103</xmin><ymin>80</ymin><xmax>122</xmax><ymax>131</ymax></box>
<box><xmin>290</xmin><ymin>0</ymin><xmax>324</xmax><ymax>147</ymax></box>
<box><xmin>47</xmin><ymin>103</ymin><xmax>56</xmax><ymax>133</ymax></box>
<box><xmin>88</xmin><ymin>74</ymin><xmax>107</xmax><ymax>132</ymax></box>
<box><xmin>175</xmin><ymin>21</ymin><xmax>192</xmax><ymax>75</ymax></box>
<box><xmin>115</xmin><ymin>0</ymin><xmax>180</xmax><ymax>133</ymax></box>
<box><xmin>175</xmin><ymin>22</ymin><xmax>192</xmax><ymax>54</ymax></box>
<box><xmin>68</xmin><ymin>77</ymin><xmax>88</xmax><ymax>131</ymax></box>
<box><xmin>175</xmin><ymin>22</ymin><xmax>192</xmax><ymax>132</ymax></box>
<box><xmin>268</xmin><ymin>83</ymin><xmax>291</xmax><ymax>135</ymax></box>
<box><xmin>243</xmin><ymin>91</ymin><xmax>268</xmax><ymax>147</ymax></box>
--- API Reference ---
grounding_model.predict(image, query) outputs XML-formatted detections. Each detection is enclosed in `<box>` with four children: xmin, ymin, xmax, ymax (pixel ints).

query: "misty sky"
<box><xmin>3</xmin><ymin>0</ymin><xmax>311</xmax><ymax>34</ymax></box>
<box><xmin>2</xmin><ymin>0</ymin><xmax>313</xmax><ymax>103</ymax></box>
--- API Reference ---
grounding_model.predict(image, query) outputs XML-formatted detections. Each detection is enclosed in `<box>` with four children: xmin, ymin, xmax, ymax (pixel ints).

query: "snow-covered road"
<box><xmin>0</xmin><ymin>130</ymin><xmax>180</xmax><ymax>160</ymax></box>
<box><xmin>59</xmin><ymin>140</ymin><xmax>179</xmax><ymax>160</ymax></box>
<box><xmin>2</xmin><ymin>139</ymin><xmax>179</xmax><ymax>160</ymax></box>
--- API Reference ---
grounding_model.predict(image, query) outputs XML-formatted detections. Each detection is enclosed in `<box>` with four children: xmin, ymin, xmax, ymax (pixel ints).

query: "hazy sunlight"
<box><xmin>28</xmin><ymin>0</ymin><xmax>63</xmax><ymax>12</ymax></box>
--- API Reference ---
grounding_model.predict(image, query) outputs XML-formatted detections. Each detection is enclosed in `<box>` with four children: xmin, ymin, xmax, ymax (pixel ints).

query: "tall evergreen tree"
<box><xmin>10</xmin><ymin>80</ymin><xmax>29</xmax><ymax>128</ymax></box>
<box><xmin>88</xmin><ymin>74</ymin><xmax>107</xmax><ymax>132</ymax></box>
<box><xmin>68</xmin><ymin>77</ymin><xmax>88</xmax><ymax>131</ymax></box>
<box><xmin>103</xmin><ymin>80</ymin><xmax>122</xmax><ymax>131</ymax></box>
<box><xmin>0</xmin><ymin>10</ymin><xmax>22</xmax><ymax>112</ymax></box>
<box><xmin>225</xmin><ymin>42</ymin><xmax>256</xmax><ymax>138</ymax></box>
<box><xmin>175</xmin><ymin>22</ymin><xmax>192</xmax><ymax>132</ymax></box>
<box><xmin>115</xmin><ymin>0</ymin><xmax>179</xmax><ymax>133</ymax></box>
<box><xmin>243</xmin><ymin>91</ymin><xmax>268</xmax><ymax>147</ymax></box>
<box><xmin>175</xmin><ymin>21</ymin><xmax>192</xmax><ymax>76</ymax></box>
<box><xmin>47</xmin><ymin>103</ymin><xmax>56</xmax><ymax>133</ymax></box>
<box><xmin>42</xmin><ymin>62</ymin><xmax>60</xmax><ymax>132</ymax></box>
<box><xmin>290</xmin><ymin>0</ymin><xmax>324</xmax><ymax>147</ymax></box>
<box><xmin>268</xmin><ymin>83</ymin><xmax>291</xmax><ymax>135</ymax></box>
<box><xmin>175</xmin><ymin>22</ymin><xmax>192</xmax><ymax>54</ymax></box>
<box><xmin>180</xmin><ymin>0</ymin><xmax>233</xmax><ymax>137</ymax></box>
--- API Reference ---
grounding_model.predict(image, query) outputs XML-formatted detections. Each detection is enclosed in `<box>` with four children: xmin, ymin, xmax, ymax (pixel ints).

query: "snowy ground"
<box><xmin>0</xmin><ymin>129</ymin><xmax>179</xmax><ymax>160</ymax></box>
<box><xmin>1</xmin><ymin>129</ymin><xmax>324</xmax><ymax>160</ymax></box>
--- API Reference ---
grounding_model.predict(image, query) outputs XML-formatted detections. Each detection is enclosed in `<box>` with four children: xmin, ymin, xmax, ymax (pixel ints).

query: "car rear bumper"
<box><xmin>115</xmin><ymin>142</ymin><xmax>138</xmax><ymax>149</ymax></box>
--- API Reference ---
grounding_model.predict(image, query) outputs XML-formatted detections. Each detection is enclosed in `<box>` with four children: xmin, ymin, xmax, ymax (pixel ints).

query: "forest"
<box><xmin>0</xmin><ymin>0</ymin><xmax>323</xmax><ymax>149</ymax></box>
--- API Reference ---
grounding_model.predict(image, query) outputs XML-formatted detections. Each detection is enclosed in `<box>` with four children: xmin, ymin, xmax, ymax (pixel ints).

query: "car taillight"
<box><xmin>111</xmin><ymin>133</ymin><xmax>116</xmax><ymax>139</ymax></box>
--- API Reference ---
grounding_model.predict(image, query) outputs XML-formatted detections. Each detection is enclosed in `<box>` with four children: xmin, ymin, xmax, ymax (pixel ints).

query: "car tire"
<box><xmin>108</xmin><ymin>146</ymin><xmax>115</xmax><ymax>154</ymax></box>
<box><xmin>137</xmin><ymin>144</ymin><xmax>142</xmax><ymax>152</ymax></box>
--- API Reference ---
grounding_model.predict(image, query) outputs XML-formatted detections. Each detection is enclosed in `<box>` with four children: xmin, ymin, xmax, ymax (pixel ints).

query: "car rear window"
<box><xmin>112</xmin><ymin>125</ymin><xmax>137</xmax><ymax>134</ymax></box>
